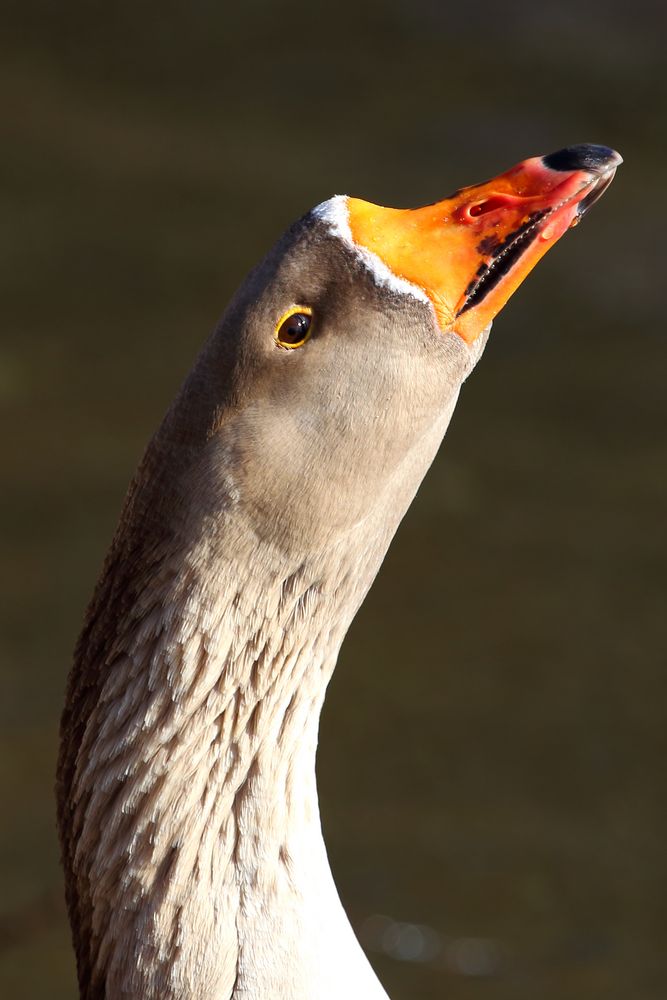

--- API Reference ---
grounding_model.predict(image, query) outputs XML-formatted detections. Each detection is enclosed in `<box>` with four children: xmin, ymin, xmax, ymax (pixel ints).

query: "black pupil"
<box><xmin>281</xmin><ymin>313</ymin><xmax>310</xmax><ymax>342</ymax></box>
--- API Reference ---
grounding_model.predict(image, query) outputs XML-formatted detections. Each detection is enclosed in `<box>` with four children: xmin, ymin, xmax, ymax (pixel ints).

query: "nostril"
<box><xmin>463</xmin><ymin>195</ymin><xmax>509</xmax><ymax>220</ymax></box>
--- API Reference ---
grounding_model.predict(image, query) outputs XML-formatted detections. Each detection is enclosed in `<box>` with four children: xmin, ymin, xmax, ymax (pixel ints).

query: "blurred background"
<box><xmin>1</xmin><ymin>1</ymin><xmax>665</xmax><ymax>997</ymax></box>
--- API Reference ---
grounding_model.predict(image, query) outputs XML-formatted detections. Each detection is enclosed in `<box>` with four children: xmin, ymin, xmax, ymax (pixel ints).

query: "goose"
<box><xmin>57</xmin><ymin>143</ymin><xmax>621</xmax><ymax>1000</ymax></box>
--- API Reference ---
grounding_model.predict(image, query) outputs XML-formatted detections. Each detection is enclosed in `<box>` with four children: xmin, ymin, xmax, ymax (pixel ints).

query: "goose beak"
<box><xmin>347</xmin><ymin>144</ymin><xmax>622</xmax><ymax>344</ymax></box>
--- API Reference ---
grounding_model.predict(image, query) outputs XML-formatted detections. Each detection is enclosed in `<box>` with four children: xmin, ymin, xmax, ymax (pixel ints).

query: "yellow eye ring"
<box><xmin>274</xmin><ymin>306</ymin><xmax>313</xmax><ymax>349</ymax></box>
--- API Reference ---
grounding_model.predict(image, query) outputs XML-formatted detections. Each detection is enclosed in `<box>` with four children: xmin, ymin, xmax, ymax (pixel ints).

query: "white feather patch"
<box><xmin>312</xmin><ymin>195</ymin><xmax>431</xmax><ymax>307</ymax></box>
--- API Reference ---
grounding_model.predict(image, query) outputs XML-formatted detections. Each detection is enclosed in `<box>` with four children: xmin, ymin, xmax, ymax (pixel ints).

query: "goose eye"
<box><xmin>275</xmin><ymin>307</ymin><xmax>313</xmax><ymax>349</ymax></box>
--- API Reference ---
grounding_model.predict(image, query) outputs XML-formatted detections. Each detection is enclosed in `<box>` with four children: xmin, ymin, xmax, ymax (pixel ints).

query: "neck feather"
<box><xmin>58</xmin><ymin>496</ymin><xmax>390</xmax><ymax>1000</ymax></box>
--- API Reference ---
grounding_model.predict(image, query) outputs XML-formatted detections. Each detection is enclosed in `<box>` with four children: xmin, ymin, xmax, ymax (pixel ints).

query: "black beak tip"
<box><xmin>542</xmin><ymin>144</ymin><xmax>623</xmax><ymax>174</ymax></box>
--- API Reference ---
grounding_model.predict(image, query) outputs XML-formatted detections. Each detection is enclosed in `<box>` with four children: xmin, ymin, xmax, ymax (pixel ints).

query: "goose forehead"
<box><xmin>312</xmin><ymin>195</ymin><xmax>431</xmax><ymax>308</ymax></box>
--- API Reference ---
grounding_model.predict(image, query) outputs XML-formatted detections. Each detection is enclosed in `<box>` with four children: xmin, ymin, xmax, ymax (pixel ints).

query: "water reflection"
<box><xmin>360</xmin><ymin>914</ymin><xmax>501</xmax><ymax>976</ymax></box>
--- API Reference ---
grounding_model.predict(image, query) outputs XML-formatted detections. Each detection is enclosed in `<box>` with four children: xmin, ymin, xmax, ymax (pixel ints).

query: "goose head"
<box><xmin>161</xmin><ymin>143</ymin><xmax>621</xmax><ymax>559</ymax></box>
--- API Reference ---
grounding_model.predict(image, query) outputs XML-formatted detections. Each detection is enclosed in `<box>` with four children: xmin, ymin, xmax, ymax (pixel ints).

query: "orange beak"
<box><xmin>348</xmin><ymin>144</ymin><xmax>622</xmax><ymax>343</ymax></box>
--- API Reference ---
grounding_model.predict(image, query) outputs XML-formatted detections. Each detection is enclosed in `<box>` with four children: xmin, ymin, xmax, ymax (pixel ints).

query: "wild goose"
<box><xmin>57</xmin><ymin>143</ymin><xmax>620</xmax><ymax>1000</ymax></box>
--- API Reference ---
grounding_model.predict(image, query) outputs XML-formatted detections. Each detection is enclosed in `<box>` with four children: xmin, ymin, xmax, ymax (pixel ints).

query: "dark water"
<box><xmin>1</xmin><ymin>1</ymin><xmax>666</xmax><ymax>997</ymax></box>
